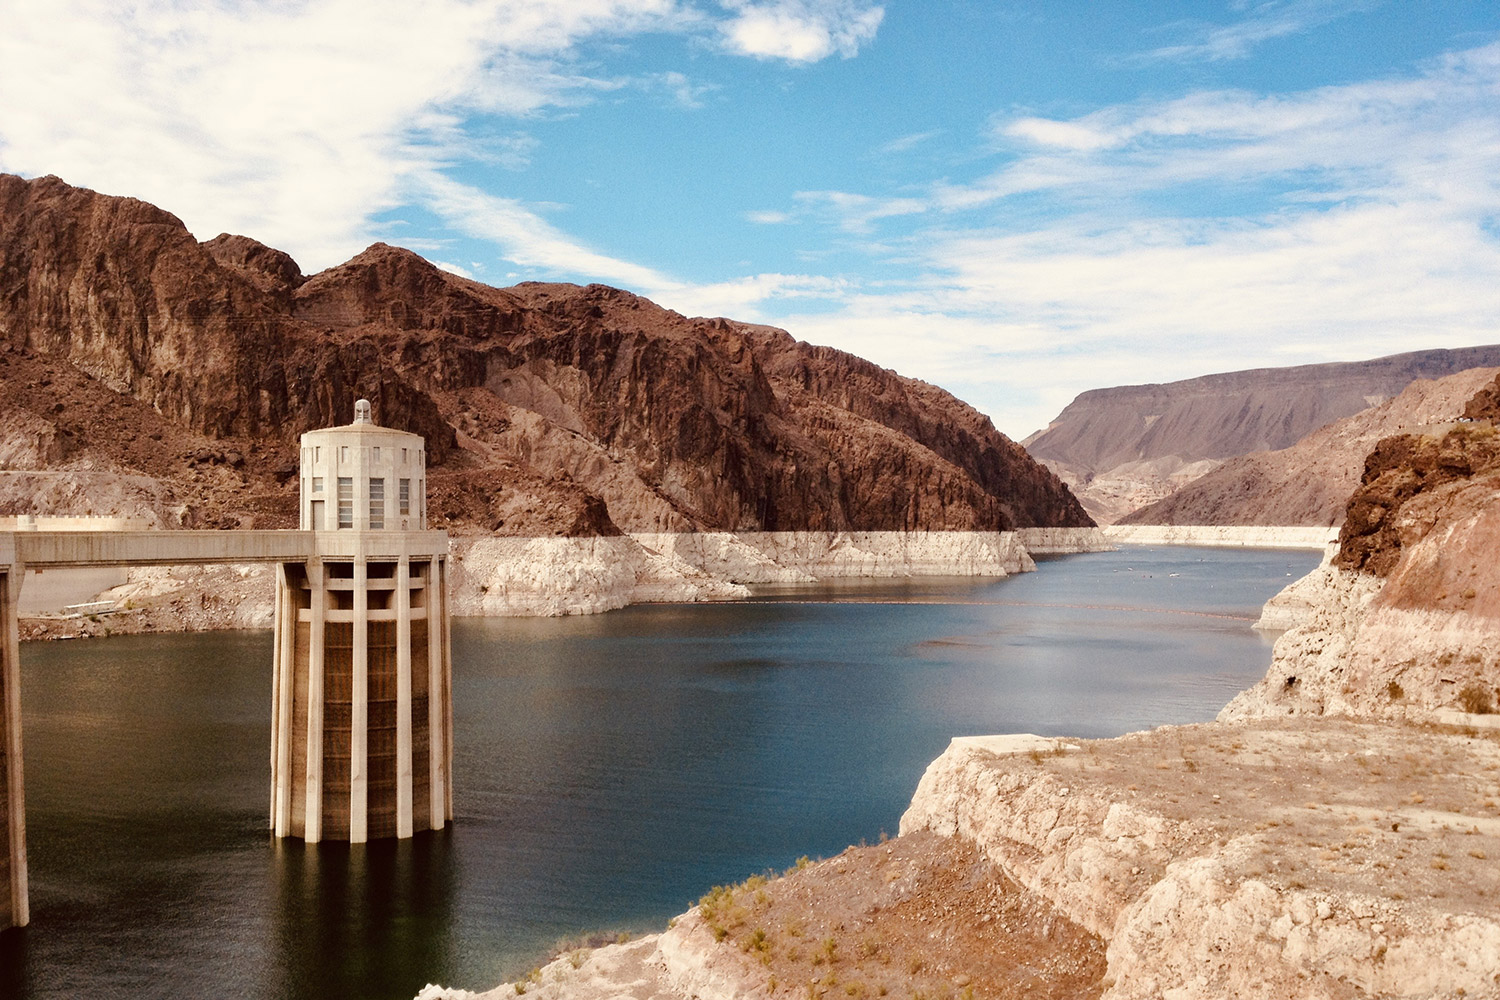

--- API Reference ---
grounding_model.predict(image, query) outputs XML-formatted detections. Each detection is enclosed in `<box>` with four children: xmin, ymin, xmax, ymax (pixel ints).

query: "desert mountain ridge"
<box><xmin>1027</xmin><ymin>347</ymin><xmax>1500</xmax><ymax>523</ymax></box>
<box><xmin>0</xmin><ymin>172</ymin><xmax>1090</xmax><ymax>536</ymax></box>
<box><xmin>1121</xmin><ymin>365</ymin><xmax>1500</xmax><ymax>527</ymax></box>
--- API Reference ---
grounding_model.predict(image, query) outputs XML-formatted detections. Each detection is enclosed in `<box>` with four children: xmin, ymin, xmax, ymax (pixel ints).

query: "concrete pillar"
<box><xmin>428</xmin><ymin>554</ymin><xmax>446</xmax><ymax>829</ymax></box>
<box><xmin>271</xmin><ymin>564</ymin><xmax>297</xmax><ymax>838</ymax></box>
<box><xmin>2</xmin><ymin>565</ymin><xmax>29</xmax><ymax>929</ymax></box>
<box><xmin>304</xmin><ymin>558</ymin><xmax>326</xmax><ymax>844</ymax></box>
<box><xmin>395</xmin><ymin>556</ymin><xmax>413</xmax><ymax>839</ymax></box>
<box><xmin>350</xmin><ymin>557</ymin><xmax>368</xmax><ymax>843</ymax></box>
<box><xmin>441</xmin><ymin>557</ymin><xmax>453</xmax><ymax>823</ymax></box>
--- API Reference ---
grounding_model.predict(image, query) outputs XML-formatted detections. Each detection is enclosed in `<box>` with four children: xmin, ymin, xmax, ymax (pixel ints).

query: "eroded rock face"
<box><xmin>1122</xmin><ymin>366</ymin><xmax>1500</xmax><ymax>528</ymax></box>
<box><xmin>1030</xmin><ymin>353</ymin><xmax>1500</xmax><ymax>524</ymax></box>
<box><xmin>0</xmin><ymin>172</ymin><xmax>1089</xmax><ymax>536</ymax></box>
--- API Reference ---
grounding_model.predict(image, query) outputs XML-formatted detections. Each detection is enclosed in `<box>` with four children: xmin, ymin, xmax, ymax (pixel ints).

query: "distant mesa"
<box><xmin>1027</xmin><ymin>348</ymin><xmax>1500</xmax><ymax>524</ymax></box>
<box><xmin>0</xmin><ymin>171</ymin><xmax>1090</xmax><ymax>537</ymax></box>
<box><xmin>1120</xmin><ymin>365</ymin><xmax>1500</xmax><ymax>528</ymax></box>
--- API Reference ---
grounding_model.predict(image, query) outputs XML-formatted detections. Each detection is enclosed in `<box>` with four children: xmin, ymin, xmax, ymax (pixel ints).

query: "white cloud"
<box><xmin>1139</xmin><ymin>0</ymin><xmax>1380</xmax><ymax>63</ymax></box>
<box><xmin>719</xmin><ymin>42</ymin><xmax>1500</xmax><ymax>435</ymax></box>
<box><xmin>0</xmin><ymin>0</ymin><xmax>878</xmax><ymax>275</ymax></box>
<box><xmin>433</xmin><ymin>260</ymin><xmax>476</xmax><ymax>279</ymax></box>
<box><xmin>794</xmin><ymin>190</ymin><xmax>926</xmax><ymax>233</ymax></box>
<box><xmin>717</xmin><ymin>0</ymin><xmax>883</xmax><ymax>63</ymax></box>
<box><xmin>746</xmin><ymin>209</ymin><xmax>795</xmax><ymax>224</ymax></box>
<box><xmin>417</xmin><ymin>172</ymin><xmax>680</xmax><ymax>293</ymax></box>
<box><xmin>646</xmin><ymin>70</ymin><xmax>719</xmax><ymax>108</ymax></box>
<box><xmin>877</xmin><ymin>129</ymin><xmax>943</xmax><ymax>155</ymax></box>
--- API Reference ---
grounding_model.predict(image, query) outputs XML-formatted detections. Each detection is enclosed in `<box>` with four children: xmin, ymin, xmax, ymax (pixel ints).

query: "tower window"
<box><xmin>399</xmin><ymin>478</ymin><xmax>410</xmax><ymax>516</ymax></box>
<box><xmin>312</xmin><ymin>476</ymin><xmax>324</xmax><ymax>493</ymax></box>
<box><xmin>337</xmin><ymin>477</ymin><xmax>354</xmax><ymax>529</ymax></box>
<box><xmin>369</xmin><ymin>478</ymin><xmax>385</xmax><ymax>530</ymax></box>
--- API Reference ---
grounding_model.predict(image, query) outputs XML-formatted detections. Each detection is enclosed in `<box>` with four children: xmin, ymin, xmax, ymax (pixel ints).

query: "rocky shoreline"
<box><xmin>417</xmin><ymin>479</ymin><xmax>1500</xmax><ymax>999</ymax></box>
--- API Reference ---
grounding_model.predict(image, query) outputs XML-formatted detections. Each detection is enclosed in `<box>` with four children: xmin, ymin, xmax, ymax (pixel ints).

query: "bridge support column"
<box><xmin>270</xmin><ymin>541</ymin><xmax>451</xmax><ymax>842</ymax></box>
<box><xmin>2</xmin><ymin>562</ymin><xmax>28</xmax><ymax>930</ymax></box>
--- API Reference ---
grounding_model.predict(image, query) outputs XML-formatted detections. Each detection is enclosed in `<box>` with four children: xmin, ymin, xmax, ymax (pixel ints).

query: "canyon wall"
<box><xmin>1028</xmin><ymin>354</ymin><xmax>1500</xmax><ymax>524</ymax></box>
<box><xmin>0</xmin><ymin>173</ymin><xmax>1090</xmax><ymax>543</ymax></box>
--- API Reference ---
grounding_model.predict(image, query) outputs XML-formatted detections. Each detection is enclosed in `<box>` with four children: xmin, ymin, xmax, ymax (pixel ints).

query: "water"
<box><xmin>0</xmin><ymin>545</ymin><xmax>1318</xmax><ymax>999</ymax></box>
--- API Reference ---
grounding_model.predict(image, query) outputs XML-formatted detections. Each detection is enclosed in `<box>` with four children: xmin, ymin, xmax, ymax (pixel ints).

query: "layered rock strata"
<box><xmin>1122</xmin><ymin>366</ymin><xmax>1500</xmax><ymax>528</ymax></box>
<box><xmin>428</xmin><ymin>723</ymin><xmax>1500</xmax><ymax>1000</ymax></box>
<box><xmin>1028</xmin><ymin>352</ymin><xmax>1500</xmax><ymax>524</ymax></box>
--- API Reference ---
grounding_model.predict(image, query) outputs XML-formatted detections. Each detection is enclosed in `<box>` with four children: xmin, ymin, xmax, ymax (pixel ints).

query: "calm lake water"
<box><xmin>0</xmin><ymin>545</ymin><xmax>1319</xmax><ymax>999</ymax></box>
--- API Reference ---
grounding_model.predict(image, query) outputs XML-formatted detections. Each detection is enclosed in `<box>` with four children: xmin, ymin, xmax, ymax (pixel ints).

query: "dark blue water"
<box><xmin>0</xmin><ymin>545</ymin><xmax>1317</xmax><ymax>999</ymax></box>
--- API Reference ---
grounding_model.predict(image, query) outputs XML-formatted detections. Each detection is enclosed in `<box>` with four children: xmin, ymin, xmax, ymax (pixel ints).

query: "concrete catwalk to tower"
<box><xmin>270</xmin><ymin>400</ymin><xmax>453</xmax><ymax>842</ymax></box>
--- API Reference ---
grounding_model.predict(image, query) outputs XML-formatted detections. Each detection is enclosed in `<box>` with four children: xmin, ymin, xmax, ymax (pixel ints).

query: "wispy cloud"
<box><xmin>1139</xmin><ymin>0</ymin><xmax>1382</xmax><ymax>63</ymax></box>
<box><xmin>877</xmin><ymin>129</ymin><xmax>943</xmax><ymax>155</ymax></box>
<box><xmin>794</xmin><ymin>190</ymin><xmax>926</xmax><ymax>233</ymax></box>
<box><xmin>644</xmin><ymin>70</ymin><xmax>720</xmax><ymax>108</ymax></box>
<box><xmin>418</xmin><ymin>172</ymin><xmax>680</xmax><ymax>294</ymax></box>
<box><xmin>746</xmin><ymin>209</ymin><xmax>795</xmax><ymax>224</ymax></box>
<box><xmin>699</xmin><ymin>41</ymin><xmax>1500</xmax><ymax>434</ymax></box>
<box><xmin>716</xmin><ymin>0</ymin><xmax>884</xmax><ymax>63</ymax></box>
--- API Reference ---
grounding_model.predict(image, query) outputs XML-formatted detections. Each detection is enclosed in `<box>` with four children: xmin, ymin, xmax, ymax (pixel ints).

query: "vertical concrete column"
<box><xmin>428</xmin><ymin>553</ymin><xmax>445</xmax><ymax>828</ymax></box>
<box><xmin>271</xmin><ymin>564</ymin><xmax>297</xmax><ymax>838</ymax></box>
<box><xmin>269</xmin><ymin>564</ymin><xmax>284</xmax><ymax>830</ymax></box>
<box><xmin>349</xmin><ymin>556</ymin><xmax>369</xmax><ymax>843</ymax></box>
<box><xmin>304</xmin><ymin>558</ymin><xmax>326</xmax><ymax>844</ymax></box>
<box><xmin>395</xmin><ymin>556</ymin><xmax>413</xmax><ymax>838</ymax></box>
<box><xmin>441</xmin><ymin>556</ymin><xmax>454</xmax><ymax>823</ymax></box>
<box><xmin>2</xmin><ymin>566</ymin><xmax>29</xmax><ymax>929</ymax></box>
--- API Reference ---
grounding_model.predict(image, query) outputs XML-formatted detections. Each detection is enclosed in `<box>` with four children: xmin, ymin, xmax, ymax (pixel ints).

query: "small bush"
<box><xmin>1386</xmin><ymin>679</ymin><xmax>1405</xmax><ymax>702</ymax></box>
<box><xmin>1458</xmin><ymin>683</ymin><xmax>1496</xmax><ymax>715</ymax></box>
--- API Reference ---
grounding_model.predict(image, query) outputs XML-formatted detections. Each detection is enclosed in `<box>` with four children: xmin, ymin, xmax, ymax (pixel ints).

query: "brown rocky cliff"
<box><xmin>1335</xmin><ymin>375</ymin><xmax>1500</xmax><ymax>580</ymax></box>
<box><xmin>0</xmin><ymin>172</ymin><xmax>1088</xmax><ymax>535</ymax></box>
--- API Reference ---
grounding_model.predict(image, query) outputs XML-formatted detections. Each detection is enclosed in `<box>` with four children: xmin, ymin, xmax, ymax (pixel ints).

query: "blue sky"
<box><xmin>3</xmin><ymin>1</ymin><xmax>1499</xmax><ymax>437</ymax></box>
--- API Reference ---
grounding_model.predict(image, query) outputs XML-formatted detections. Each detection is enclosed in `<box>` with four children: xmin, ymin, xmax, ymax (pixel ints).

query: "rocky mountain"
<box><xmin>1026</xmin><ymin>347</ymin><xmax>1500</xmax><ymax>523</ymax></box>
<box><xmin>0</xmin><ymin>173</ymin><xmax>1089</xmax><ymax>536</ymax></box>
<box><xmin>1119</xmin><ymin>365</ymin><xmax>1500</xmax><ymax>527</ymax></box>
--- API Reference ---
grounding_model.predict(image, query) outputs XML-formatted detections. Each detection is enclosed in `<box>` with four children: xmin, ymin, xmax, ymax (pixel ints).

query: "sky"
<box><xmin>2</xmin><ymin>1</ymin><xmax>1499</xmax><ymax>438</ymax></box>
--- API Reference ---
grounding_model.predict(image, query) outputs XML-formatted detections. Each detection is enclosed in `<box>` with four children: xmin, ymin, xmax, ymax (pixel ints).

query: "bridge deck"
<box><xmin>1</xmin><ymin>530</ymin><xmax>450</xmax><ymax>569</ymax></box>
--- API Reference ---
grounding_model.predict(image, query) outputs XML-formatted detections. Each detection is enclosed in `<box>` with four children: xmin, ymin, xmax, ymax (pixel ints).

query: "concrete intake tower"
<box><xmin>1</xmin><ymin>399</ymin><xmax>454</xmax><ymax>929</ymax></box>
<box><xmin>272</xmin><ymin>399</ymin><xmax>453</xmax><ymax>842</ymax></box>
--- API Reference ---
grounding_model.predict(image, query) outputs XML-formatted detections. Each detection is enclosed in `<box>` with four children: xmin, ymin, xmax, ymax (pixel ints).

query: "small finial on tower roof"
<box><xmin>354</xmin><ymin>399</ymin><xmax>372</xmax><ymax>425</ymax></box>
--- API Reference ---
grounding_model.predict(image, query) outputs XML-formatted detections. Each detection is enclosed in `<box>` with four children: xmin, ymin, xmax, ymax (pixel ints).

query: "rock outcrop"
<box><xmin>1223</xmin><ymin>373</ymin><xmax>1500</xmax><ymax>723</ymax></box>
<box><xmin>0</xmin><ymin>172</ymin><xmax>1088</xmax><ymax>540</ymax></box>
<box><xmin>1027</xmin><ymin>352</ymin><xmax>1500</xmax><ymax>523</ymax></box>
<box><xmin>1121</xmin><ymin>366</ymin><xmax>1500</xmax><ymax>528</ymax></box>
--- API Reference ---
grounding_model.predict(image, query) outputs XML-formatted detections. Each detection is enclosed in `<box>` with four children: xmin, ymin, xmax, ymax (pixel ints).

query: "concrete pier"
<box><xmin>0</xmin><ymin>401</ymin><xmax>454</xmax><ymax>930</ymax></box>
<box><xmin>2</xmin><ymin>551</ymin><xmax>28</xmax><ymax>930</ymax></box>
<box><xmin>268</xmin><ymin>539</ymin><xmax>453</xmax><ymax>842</ymax></box>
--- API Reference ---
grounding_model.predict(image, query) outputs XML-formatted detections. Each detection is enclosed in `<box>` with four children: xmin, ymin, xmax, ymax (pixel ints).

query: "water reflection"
<box><xmin>269</xmin><ymin>833</ymin><xmax>457</xmax><ymax>998</ymax></box>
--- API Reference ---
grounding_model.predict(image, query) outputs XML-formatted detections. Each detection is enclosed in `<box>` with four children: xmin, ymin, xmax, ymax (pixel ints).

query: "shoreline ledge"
<box><xmin>1103</xmin><ymin>524</ymin><xmax>1338</xmax><ymax>550</ymax></box>
<box><xmin>18</xmin><ymin>528</ymin><xmax>1113</xmax><ymax>638</ymax></box>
